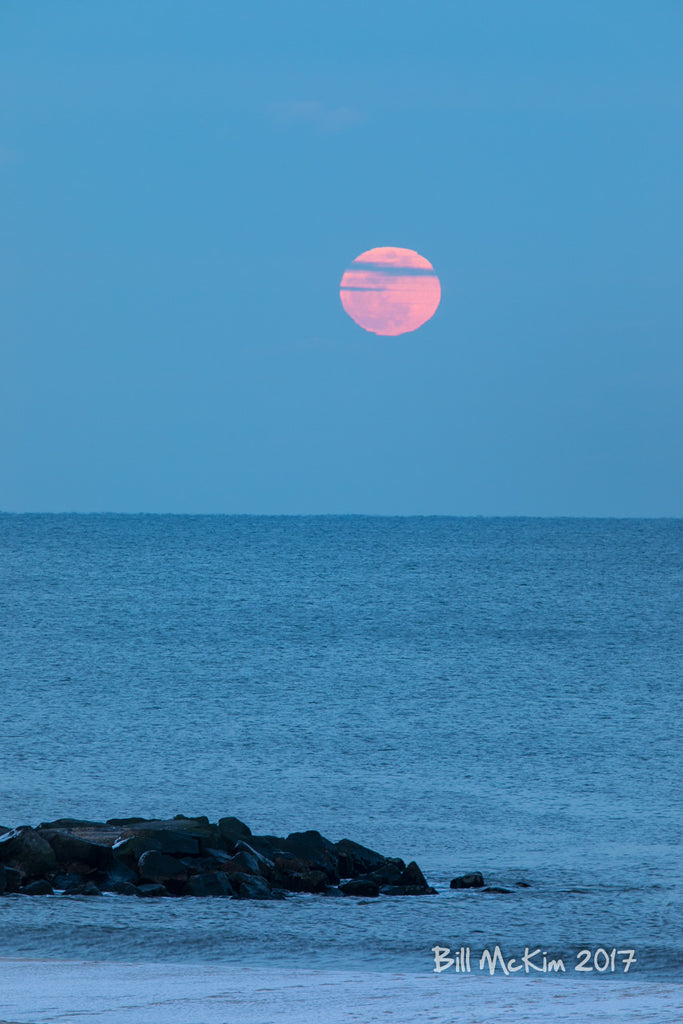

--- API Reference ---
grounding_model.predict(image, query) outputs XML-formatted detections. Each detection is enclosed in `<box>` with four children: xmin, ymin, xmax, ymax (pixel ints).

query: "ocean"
<box><xmin>1</xmin><ymin>514</ymin><xmax>681</xmax><ymax>1022</ymax></box>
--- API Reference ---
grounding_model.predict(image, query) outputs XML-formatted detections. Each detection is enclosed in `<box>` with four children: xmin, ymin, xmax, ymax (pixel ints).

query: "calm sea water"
<box><xmin>1</xmin><ymin>515</ymin><xmax>681</xmax><ymax>981</ymax></box>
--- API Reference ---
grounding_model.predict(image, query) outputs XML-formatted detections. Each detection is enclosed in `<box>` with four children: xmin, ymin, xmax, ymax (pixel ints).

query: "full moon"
<box><xmin>339</xmin><ymin>246</ymin><xmax>441</xmax><ymax>336</ymax></box>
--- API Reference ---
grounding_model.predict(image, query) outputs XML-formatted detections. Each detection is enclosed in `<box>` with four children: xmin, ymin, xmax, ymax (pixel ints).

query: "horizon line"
<box><xmin>0</xmin><ymin>511</ymin><xmax>681</xmax><ymax>521</ymax></box>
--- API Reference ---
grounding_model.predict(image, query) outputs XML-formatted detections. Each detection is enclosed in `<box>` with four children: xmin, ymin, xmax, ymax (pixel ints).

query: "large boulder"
<box><xmin>229</xmin><ymin>872</ymin><xmax>278</xmax><ymax>900</ymax></box>
<box><xmin>450</xmin><ymin>872</ymin><xmax>484</xmax><ymax>890</ymax></box>
<box><xmin>137</xmin><ymin>850</ymin><xmax>189</xmax><ymax>885</ymax></box>
<box><xmin>280</xmin><ymin>831</ymin><xmax>339</xmax><ymax>883</ymax></box>
<box><xmin>64</xmin><ymin>881</ymin><xmax>102</xmax><ymax>896</ymax></box>
<box><xmin>53</xmin><ymin>872</ymin><xmax>86</xmax><ymax>891</ymax></box>
<box><xmin>0</xmin><ymin>828</ymin><xmax>57</xmax><ymax>879</ymax></box>
<box><xmin>45</xmin><ymin>832</ymin><xmax>114</xmax><ymax>873</ymax></box>
<box><xmin>198</xmin><ymin>847</ymin><xmax>232</xmax><ymax>865</ymax></box>
<box><xmin>156</xmin><ymin>817</ymin><xmax>230</xmax><ymax>856</ymax></box>
<box><xmin>112</xmin><ymin>831</ymin><xmax>199</xmax><ymax>865</ymax></box>
<box><xmin>22</xmin><ymin>879</ymin><xmax>54</xmax><ymax>895</ymax></box>
<box><xmin>341</xmin><ymin>860</ymin><xmax>436</xmax><ymax>897</ymax></box>
<box><xmin>365</xmin><ymin>858</ymin><xmax>405</xmax><ymax>886</ymax></box>
<box><xmin>233</xmin><ymin>841</ymin><xmax>274</xmax><ymax>875</ymax></box>
<box><xmin>106</xmin><ymin>817</ymin><xmax>151</xmax><ymax>826</ymax></box>
<box><xmin>105</xmin><ymin>881</ymin><xmax>139</xmax><ymax>895</ymax></box>
<box><xmin>334</xmin><ymin>839</ymin><xmax>388</xmax><ymax>878</ymax></box>
<box><xmin>381</xmin><ymin>884</ymin><xmax>437</xmax><ymax>896</ymax></box>
<box><xmin>244</xmin><ymin>835</ymin><xmax>288</xmax><ymax>859</ymax></box>
<box><xmin>82</xmin><ymin>881</ymin><xmax>103</xmax><ymax>896</ymax></box>
<box><xmin>340</xmin><ymin>879</ymin><xmax>380</xmax><ymax>898</ymax></box>
<box><xmin>270</xmin><ymin>854</ymin><xmax>328</xmax><ymax>893</ymax></box>
<box><xmin>217</xmin><ymin>817</ymin><xmax>252</xmax><ymax>848</ymax></box>
<box><xmin>2</xmin><ymin>866</ymin><xmax>21</xmax><ymax>893</ymax></box>
<box><xmin>179</xmin><ymin>853</ymin><xmax>229</xmax><ymax>876</ymax></box>
<box><xmin>185</xmin><ymin>872</ymin><xmax>234</xmax><ymax>897</ymax></box>
<box><xmin>399</xmin><ymin>861</ymin><xmax>429</xmax><ymax>889</ymax></box>
<box><xmin>197</xmin><ymin>833</ymin><xmax>230</xmax><ymax>856</ymax></box>
<box><xmin>105</xmin><ymin>861</ymin><xmax>138</xmax><ymax>886</ymax></box>
<box><xmin>114</xmin><ymin>818</ymin><xmax>228</xmax><ymax>857</ymax></box>
<box><xmin>136</xmin><ymin>883</ymin><xmax>168</xmax><ymax>897</ymax></box>
<box><xmin>222</xmin><ymin>850</ymin><xmax>263</xmax><ymax>877</ymax></box>
<box><xmin>39</xmin><ymin>818</ymin><xmax>106</xmax><ymax>830</ymax></box>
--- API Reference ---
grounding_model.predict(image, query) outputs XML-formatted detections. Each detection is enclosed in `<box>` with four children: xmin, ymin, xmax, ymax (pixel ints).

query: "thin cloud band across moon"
<box><xmin>339</xmin><ymin>246</ymin><xmax>441</xmax><ymax>336</ymax></box>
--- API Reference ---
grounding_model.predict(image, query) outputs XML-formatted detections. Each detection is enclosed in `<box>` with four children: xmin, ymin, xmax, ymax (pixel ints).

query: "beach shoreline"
<box><xmin>1</xmin><ymin>957</ymin><xmax>681</xmax><ymax>1024</ymax></box>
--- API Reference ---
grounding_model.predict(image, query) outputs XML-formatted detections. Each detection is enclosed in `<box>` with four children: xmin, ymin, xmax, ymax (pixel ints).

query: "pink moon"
<box><xmin>339</xmin><ymin>246</ymin><xmax>441</xmax><ymax>336</ymax></box>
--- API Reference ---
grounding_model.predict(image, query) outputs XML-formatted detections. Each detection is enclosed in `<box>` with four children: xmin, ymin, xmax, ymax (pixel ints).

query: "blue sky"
<box><xmin>1</xmin><ymin>1</ymin><xmax>681</xmax><ymax>514</ymax></box>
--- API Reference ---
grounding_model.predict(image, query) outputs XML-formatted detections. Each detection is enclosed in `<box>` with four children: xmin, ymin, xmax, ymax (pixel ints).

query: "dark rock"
<box><xmin>106</xmin><ymin>817</ymin><xmax>151</xmax><ymax>826</ymax></box>
<box><xmin>280</xmin><ymin>831</ymin><xmax>339</xmax><ymax>883</ymax></box>
<box><xmin>244</xmin><ymin>835</ymin><xmax>287</xmax><ymax>859</ymax></box>
<box><xmin>482</xmin><ymin>886</ymin><xmax>513</xmax><ymax>894</ymax></box>
<box><xmin>450</xmin><ymin>872</ymin><xmax>484</xmax><ymax>890</ymax></box>
<box><xmin>185</xmin><ymin>872</ymin><xmax>235</xmax><ymax>897</ymax></box>
<box><xmin>222</xmin><ymin>851</ymin><xmax>263</xmax><ymax>877</ymax></box>
<box><xmin>239</xmin><ymin>877</ymin><xmax>282</xmax><ymax>900</ymax></box>
<box><xmin>340</xmin><ymin>878</ymin><xmax>380</xmax><ymax>898</ymax></box>
<box><xmin>64</xmin><ymin>881</ymin><xmax>101</xmax><ymax>896</ymax></box>
<box><xmin>112</xmin><ymin>831</ymin><xmax>199</xmax><ymax>865</ymax></box>
<box><xmin>46</xmin><ymin>833</ymin><xmax>114</xmax><ymax>872</ymax></box>
<box><xmin>381</xmin><ymin>884</ymin><xmax>438</xmax><ymax>896</ymax></box>
<box><xmin>105</xmin><ymin>861</ymin><xmax>138</xmax><ymax>885</ymax></box>
<box><xmin>179</xmin><ymin>854</ymin><xmax>226</xmax><ymax>875</ymax></box>
<box><xmin>270</xmin><ymin>855</ymin><xmax>328</xmax><ymax>893</ymax></box>
<box><xmin>137</xmin><ymin>818</ymin><xmax>211</xmax><ymax>835</ymax></box>
<box><xmin>0</xmin><ymin>828</ymin><xmax>58</xmax><ymax>879</ymax></box>
<box><xmin>269</xmin><ymin>851</ymin><xmax>299</xmax><ymax>874</ymax></box>
<box><xmin>137</xmin><ymin>850</ymin><xmax>189</xmax><ymax>884</ymax></box>
<box><xmin>366</xmin><ymin>858</ymin><xmax>405</xmax><ymax>886</ymax></box>
<box><xmin>198</xmin><ymin>833</ymin><xmax>230</xmax><ymax>856</ymax></box>
<box><xmin>39</xmin><ymin>818</ymin><xmax>105</xmax><ymax>830</ymax></box>
<box><xmin>399</xmin><ymin>861</ymin><xmax>429</xmax><ymax>889</ymax></box>
<box><xmin>217</xmin><ymin>817</ymin><xmax>252</xmax><ymax>847</ymax></box>
<box><xmin>294</xmin><ymin>869</ymin><xmax>327</xmax><ymax>893</ymax></box>
<box><xmin>136</xmin><ymin>883</ymin><xmax>168</xmax><ymax>897</ymax></box>
<box><xmin>133</xmin><ymin>818</ymin><xmax>228</xmax><ymax>856</ymax></box>
<box><xmin>233</xmin><ymin>841</ymin><xmax>274</xmax><ymax>875</ymax></box>
<box><xmin>107</xmin><ymin>881</ymin><xmax>139</xmax><ymax>896</ymax></box>
<box><xmin>3</xmin><ymin>866</ymin><xmax>21</xmax><ymax>893</ymax></box>
<box><xmin>334</xmin><ymin>839</ymin><xmax>387</xmax><ymax>878</ymax></box>
<box><xmin>53</xmin><ymin>872</ymin><xmax>86</xmax><ymax>891</ymax></box>
<box><xmin>365</xmin><ymin>862</ymin><xmax>438</xmax><ymax>896</ymax></box>
<box><xmin>230</xmin><ymin>872</ymin><xmax>277</xmax><ymax>900</ymax></box>
<box><xmin>200</xmin><ymin>847</ymin><xmax>232</xmax><ymax>864</ymax></box>
<box><xmin>35</xmin><ymin>823</ymin><xmax>123</xmax><ymax>848</ymax></box>
<box><xmin>116</xmin><ymin>817</ymin><xmax>216</xmax><ymax>845</ymax></box>
<box><xmin>23</xmin><ymin>879</ymin><xmax>54</xmax><ymax>895</ymax></box>
<box><xmin>174</xmin><ymin>814</ymin><xmax>210</xmax><ymax>826</ymax></box>
<box><xmin>0</xmin><ymin>814</ymin><xmax>442</xmax><ymax>901</ymax></box>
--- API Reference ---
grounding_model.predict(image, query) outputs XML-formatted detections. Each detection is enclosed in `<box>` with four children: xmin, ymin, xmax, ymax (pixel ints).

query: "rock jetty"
<box><xmin>0</xmin><ymin>815</ymin><xmax>438</xmax><ymax>900</ymax></box>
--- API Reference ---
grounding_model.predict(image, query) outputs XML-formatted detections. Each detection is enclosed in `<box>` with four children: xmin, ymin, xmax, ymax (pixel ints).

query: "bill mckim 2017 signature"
<box><xmin>432</xmin><ymin>946</ymin><xmax>637</xmax><ymax>975</ymax></box>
